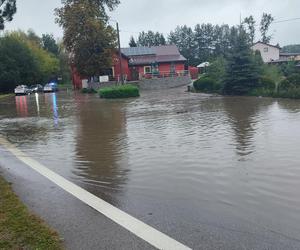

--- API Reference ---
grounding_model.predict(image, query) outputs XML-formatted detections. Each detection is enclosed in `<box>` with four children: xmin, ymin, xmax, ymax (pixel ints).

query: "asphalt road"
<box><xmin>0</xmin><ymin>146</ymin><xmax>157</xmax><ymax>250</ymax></box>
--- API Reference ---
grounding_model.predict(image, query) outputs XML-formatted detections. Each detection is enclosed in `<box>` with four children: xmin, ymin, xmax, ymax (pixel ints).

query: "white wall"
<box><xmin>251</xmin><ymin>43</ymin><xmax>280</xmax><ymax>63</ymax></box>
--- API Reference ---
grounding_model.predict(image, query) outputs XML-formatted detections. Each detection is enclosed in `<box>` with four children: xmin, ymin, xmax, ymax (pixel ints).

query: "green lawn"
<box><xmin>0</xmin><ymin>176</ymin><xmax>63</xmax><ymax>250</ymax></box>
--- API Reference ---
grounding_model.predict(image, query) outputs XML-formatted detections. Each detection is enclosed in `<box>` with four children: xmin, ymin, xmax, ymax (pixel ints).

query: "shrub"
<box><xmin>278</xmin><ymin>79</ymin><xmax>292</xmax><ymax>90</ymax></box>
<box><xmin>275</xmin><ymin>88</ymin><xmax>300</xmax><ymax>99</ymax></box>
<box><xmin>258</xmin><ymin>76</ymin><xmax>276</xmax><ymax>90</ymax></box>
<box><xmin>261</xmin><ymin>64</ymin><xmax>283</xmax><ymax>85</ymax></box>
<box><xmin>81</xmin><ymin>88</ymin><xmax>97</xmax><ymax>94</ymax></box>
<box><xmin>286</xmin><ymin>73</ymin><xmax>300</xmax><ymax>86</ymax></box>
<box><xmin>99</xmin><ymin>84</ymin><xmax>139</xmax><ymax>99</ymax></box>
<box><xmin>193</xmin><ymin>77</ymin><xmax>218</xmax><ymax>92</ymax></box>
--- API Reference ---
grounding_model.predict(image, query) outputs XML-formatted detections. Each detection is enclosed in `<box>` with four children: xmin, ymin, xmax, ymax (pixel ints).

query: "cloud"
<box><xmin>4</xmin><ymin>0</ymin><xmax>300</xmax><ymax>47</ymax></box>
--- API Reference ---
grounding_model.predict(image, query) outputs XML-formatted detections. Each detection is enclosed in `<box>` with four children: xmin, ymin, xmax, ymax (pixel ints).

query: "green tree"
<box><xmin>57</xmin><ymin>41</ymin><xmax>71</xmax><ymax>84</ymax></box>
<box><xmin>42</xmin><ymin>34</ymin><xmax>59</xmax><ymax>56</ymax></box>
<box><xmin>55</xmin><ymin>0</ymin><xmax>117</xmax><ymax>78</ymax></box>
<box><xmin>281</xmin><ymin>44</ymin><xmax>300</xmax><ymax>53</ymax></box>
<box><xmin>243</xmin><ymin>15</ymin><xmax>256</xmax><ymax>44</ymax></box>
<box><xmin>137</xmin><ymin>31</ymin><xmax>166</xmax><ymax>46</ymax></box>
<box><xmin>8</xmin><ymin>30</ymin><xmax>60</xmax><ymax>83</ymax></box>
<box><xmin>27</xmin><ymin>29</ymin><xmax>42</xmax><ymax>46</ymax></box>
<box><xmin>129</xmin><ymin>36</ymin><xmax>137</xmax><ymax>47</ymax></box>
<box><xmin>0</xmin><ymin>35</ymin><xmax>38</xmax><ymax>92</ymax></box>
<box><xmin>168</xmin><ymin>25</ymin><xmax>196</xmax><ymax>65</ymax></box>
<box><xmin>0</xmin><ymin>0</ymin><xmax>16</xmax><ymax>30</ymax></box>
<box><xmin>260</xmin><ymin>13</ymin><xmax>274</xmax><ymax>43</ymax></box>
<box><xmin>223</xmin><ymin>27</ymin><xmax>260</xmax><ymax>95</ymax></box>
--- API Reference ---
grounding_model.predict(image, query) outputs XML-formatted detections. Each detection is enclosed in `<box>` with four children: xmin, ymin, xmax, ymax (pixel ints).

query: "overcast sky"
<box><xmin>5</xmin><ymin>0</ymin><xmax>300</xmax><ymax>47</ymax></box>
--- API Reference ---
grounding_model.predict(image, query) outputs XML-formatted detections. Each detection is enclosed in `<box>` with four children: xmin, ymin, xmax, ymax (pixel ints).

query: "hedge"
<box><xmin>99</xmin><ymin>84</ymin><xmax>139</xmax><ymax>99</ymax></box>
<box><xmin>193</xmin><ymin>77</ymin><xmax>218</xmax><ymax>92</ymax></box>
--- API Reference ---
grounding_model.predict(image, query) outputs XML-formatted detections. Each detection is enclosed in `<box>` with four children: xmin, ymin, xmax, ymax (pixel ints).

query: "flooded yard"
<box><xmin>1</xmin><ymin>88</ymin><xmax>300</xmax><ymax>249</ymax></box>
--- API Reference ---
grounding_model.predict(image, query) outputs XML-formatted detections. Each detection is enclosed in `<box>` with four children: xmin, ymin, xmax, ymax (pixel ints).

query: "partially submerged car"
<box><xmin>43</xmin><ymin>82</ymin><xmax>58</xmax><ymax>93</ymax></box>
<box><xmin>30</xmin><ymin>84</ymin><xmax>44</xmax><ymax>93</ymax></box>
<box><xmin>14</xmin><ymin>85</ymin><xmax>30</xmax><ymax>96</ymax></box>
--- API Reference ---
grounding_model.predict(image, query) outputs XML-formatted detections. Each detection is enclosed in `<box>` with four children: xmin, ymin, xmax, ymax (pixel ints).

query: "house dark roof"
<box><xmin>121</xmin><ymin>47</ymin><xmax>155</xmax><ymax>56</ymax></box>
<box><xmin>121</xmin><ymin>45</ymin><xmax>186</xmax><ymax>66</ymax></box>
<box><xmin>280</xmin><ymin>52</ymin><xmax>300</xmax><ymax>56</ymax></box>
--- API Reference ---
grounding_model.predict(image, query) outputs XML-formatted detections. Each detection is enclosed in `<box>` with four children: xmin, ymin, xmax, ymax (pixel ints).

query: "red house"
<box><xmin>119</xmin><ymin>45</ymin><xmax>187</xmax><ymax>81</ymax></box>
<box><xmin>72</xmin><ymin>45</ymin><xmax>188</xmax><ymax>88</ymax></box>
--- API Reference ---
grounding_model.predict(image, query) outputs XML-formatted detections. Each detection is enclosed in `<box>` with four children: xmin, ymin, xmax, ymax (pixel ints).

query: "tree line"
<box><xmin>0</xmin><ymin>30</ymin><xmax>70</xmax><ymax>92</ymax></box>
<box><xmin>129</xmin><ymin>13</ymin><xmax>274</xmax><ymax>66</ymax></box>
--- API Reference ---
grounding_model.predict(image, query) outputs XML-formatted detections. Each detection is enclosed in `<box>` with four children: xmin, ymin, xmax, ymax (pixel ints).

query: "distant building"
<box><xmin>279</xmin><ymin>52</ymin><xmax>300</xmax><ymax>62</ymax></box>
<box><xmin>72</xmin><ymin>45</ymin><xmax>188</xmax><ymax>89</ymax></box>
<box><xmin>251</xmin><ymin>41</ymin><xmax>300</xmax><ymax>65</ymax></box>
<box><xmin>251</xmin><ymin>41</ymin><xmax>281</xmax><ymax>63</ymax></box>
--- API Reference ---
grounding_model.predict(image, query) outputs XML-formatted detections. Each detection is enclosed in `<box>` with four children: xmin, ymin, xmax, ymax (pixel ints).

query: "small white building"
<box><xmin>251</xmin><ymin>41</ymin><xmax>280</xmax><ymax>63</ymax></box>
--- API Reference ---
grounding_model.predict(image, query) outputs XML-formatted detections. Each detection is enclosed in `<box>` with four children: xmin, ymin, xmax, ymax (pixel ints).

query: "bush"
<box><xmin>81</xmin><ymin>88</ymin><xmax>97</xmax><ymax>94</ymax></box>
<box><xmin>278</xmin><ymin>79</ymin><xmax>292</xmax><ymax>90</ymax></box>
<box><xmin>193</xmin><ymin>77</ymin><xmax>218</xmax><ymax>92</ymax></box>
<box><xmin>287</xmin><ymin>73</ymin><xmax>300</xmax><ymax>86</ymax></box>
<box><xmin>261</xmin><ymin>64</ymin><xmax>283</xmax><ymax>85</ymax></box>
<box><xmin>258</xmin><ymin>76</ymin><xmax>276</xmax><ymax>89</ymax></box>
<box><xmin>275</xmin><ymin>88</ymin><xmax>300</xmax><ymax>99</ymax></box>
<box><xmin>99</xmin><ymin>84</ymin><xmax>139</xmax><ymax>99</ymax></box>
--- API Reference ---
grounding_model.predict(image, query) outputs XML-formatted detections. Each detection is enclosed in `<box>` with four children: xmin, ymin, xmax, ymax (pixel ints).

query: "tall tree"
<box><xmin>260</xmin><ymin>13</ymin><xmax>274</xmax><ymax>43</ymax></box>
<box><xmin>42</xmin><ymin>34</ymin><xmax>59</xmax><ymax>56</ymax></box>
<box><xmin>168</xmin><ymin>25</ymin><xmax>196</xmax><ymax>65</ymax></box>
<box><xmin>137</xmin><ymin>31</ymin><xmax>166</xmax><ymax>46</ymax></box>
<box><xmin>55</xmin><ymin>0</ymin><xmax>118</xmax><ymax>78</ymax></box>
<box><xmin>0</xmin><ymin>0</ymin><xmax>16</xmax><ymax>30</ymax></box>
<box><xmin>223</xmin><ymin>26</ymin><xmax>260</xmax><ymax>95</ymax></box>
<box><xmin>243</xmin><ymin>15</ymin><xmax>256</xmax><ymax>44</ymax></box>
<box><xmin>129</xmin><ymin>36</ymin><xmax>137</xmax><ymax>47</ymax></box>
<box><xmin>0</xmin><ymin>35</ymin><xmax>37</xmax><ymax>92</ymax></box>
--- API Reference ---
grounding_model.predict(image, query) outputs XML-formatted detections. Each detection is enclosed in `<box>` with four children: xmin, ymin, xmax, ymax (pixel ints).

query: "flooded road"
<box><xmin>1</xmin><ymin>89</ymin><xmax>300</xmax><ymax>249</ymax></box>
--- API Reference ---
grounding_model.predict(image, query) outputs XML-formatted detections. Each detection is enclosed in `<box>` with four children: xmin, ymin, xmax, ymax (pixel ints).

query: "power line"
<box><xmin>273</xmin><ymin>17</ymin><xmax>300</xmax><ymax>24</ymax></box>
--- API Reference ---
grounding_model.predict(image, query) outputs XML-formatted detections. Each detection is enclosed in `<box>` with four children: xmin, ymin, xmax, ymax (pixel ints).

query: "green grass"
<box><xmin>81</xmin><ymin>88</ymin><xmax>97</xmax><ymax>94</ymax></box>
<box><xmin>0</xmin><ymin>176</ymin><xmax>63</xmax><ymax>250</ymax></box>
<box><xmin>58</xmin><ymin>82</ymin><xmax>73</xmax><ymax>90</ymax></box>
<box><xmin>99</xmin><ymin>84</ymin><xmax>139</xmax><ymax>99</ymax></box>
<box><xmin>0</xmin><ymin>94</ymin><xmax>13</xmax><ymax>99</ymax></box>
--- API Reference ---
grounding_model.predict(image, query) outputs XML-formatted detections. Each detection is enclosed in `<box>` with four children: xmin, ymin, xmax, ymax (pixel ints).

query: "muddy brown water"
<box><xmin>1</xmin><ymin>88</ymin><xmax>300</xmax><ymax>249</ymax></box>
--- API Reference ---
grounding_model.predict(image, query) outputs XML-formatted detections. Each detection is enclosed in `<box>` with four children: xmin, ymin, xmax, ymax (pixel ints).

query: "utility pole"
<box><xmin>116</xmin><ymin>22</ymin><xmax>124</xmax><ymax>85</ymax></box>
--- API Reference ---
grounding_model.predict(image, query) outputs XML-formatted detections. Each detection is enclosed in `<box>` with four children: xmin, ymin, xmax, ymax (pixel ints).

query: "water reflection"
<box><xmin>15</xmin><ymin>96</ymin><xmax>28</xmax><ymax>117</ymax></box>
<box><xmin>44</xmin><ymin>93</ymin><xmax>59</xmax><ymax>127</ymax></box>
<box><xmin>222</xmin><ymin>97</ymin><xmax>272</xmax><ymax>158</ymax></box>
<box><xmin>35</xmin><ymin>93</ymin><xmax>40</xmax><ymax>115</ymax></box>
<box><xmin>74</xmin><ymin>95</ymin><xmax>129</xmax><ymax>204</ymax></box>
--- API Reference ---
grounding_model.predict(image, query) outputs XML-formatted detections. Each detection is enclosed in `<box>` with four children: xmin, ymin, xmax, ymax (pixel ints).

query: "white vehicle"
<box><xmin>44</xmin><ymin>83</ymin><xmax>58</xmax><ymax>93</ymax></box>
<box><xmin>14</xmin><ymin>85</ymin><xmax>30</xmax><ymax>96</ymax></box>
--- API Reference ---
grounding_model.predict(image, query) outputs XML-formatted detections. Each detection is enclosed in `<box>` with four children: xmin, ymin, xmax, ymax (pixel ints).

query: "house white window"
<box><xmin>264</xmin><ymin>47</ymin><xmax>269</xmax><ymax>52</ymax></box>
<box><xmin>144</xmin><ymin>66</ymin><xmax>152</xmax><ymax>74</ymax></box>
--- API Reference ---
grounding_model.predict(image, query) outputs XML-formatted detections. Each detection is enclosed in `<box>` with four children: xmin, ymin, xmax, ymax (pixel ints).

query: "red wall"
<box><xmin>130</xmin><ymin>62</ymin><xmax>185</xmax><ymax>79</ymax></box>
<box><xmin>158</xmin><ymin>62</ymin><xmax>185</xmax><ymax>73</ymax></box>
<box><xmin>112</xmin><ymin>54</ymin><xmax>130</xmax><ymax>81</ymax></box>
<box><xmin>188</xmin><ymin>66</ymin><xmax>198</xmax><ymax>80</ymax></box>
<box><xmin>72</xmin><ymin>66</ymin><xmax>83</xmax><ymax>89</ymax></box>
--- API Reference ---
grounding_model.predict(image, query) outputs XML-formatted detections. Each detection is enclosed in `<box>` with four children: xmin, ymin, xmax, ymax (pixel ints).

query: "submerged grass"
<box><xmin>0</xmin><ymin>175</ymin><xmax>63</xmax><ymax>250</ymax></box>
<box><xmin>99</xmin><ymin>84</ymin><xmax>139</xmax><ymax>99</ymax></box>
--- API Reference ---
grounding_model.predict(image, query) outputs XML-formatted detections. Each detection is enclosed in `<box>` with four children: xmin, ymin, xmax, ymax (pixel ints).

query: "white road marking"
<box><xmin>0</xmin><ymin>137</ymin><xmax>192</xmax><ymax>250</ymax></box>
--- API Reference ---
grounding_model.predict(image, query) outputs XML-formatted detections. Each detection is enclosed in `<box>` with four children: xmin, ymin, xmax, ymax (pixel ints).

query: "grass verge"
<box><xmin>99</xmin><ymin>84</ymin><xmax>139</xmax><ymax>99</ymax></box>
<box><xmin>0</xmin><ymin>94</ymin><xmax>13</xmax><ymax>100</ymax></box>
<box><xmin>0</xmin><ymin>175</ymin><xmax>63</xmax><ymax>250</ymax></box>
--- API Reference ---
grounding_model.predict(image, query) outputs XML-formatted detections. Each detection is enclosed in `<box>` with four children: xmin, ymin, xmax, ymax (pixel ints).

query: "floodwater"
<box><xmin>1</xmin><ymin>88</ymin><xmax>300</xmax><ymax>249</ymax></box>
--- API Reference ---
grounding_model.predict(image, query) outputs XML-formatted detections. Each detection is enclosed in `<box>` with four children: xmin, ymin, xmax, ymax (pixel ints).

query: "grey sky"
<box><xmin>5</xmin><ymin>0</ymin><xmax>300</xmax><ymax>47</ymax></box>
